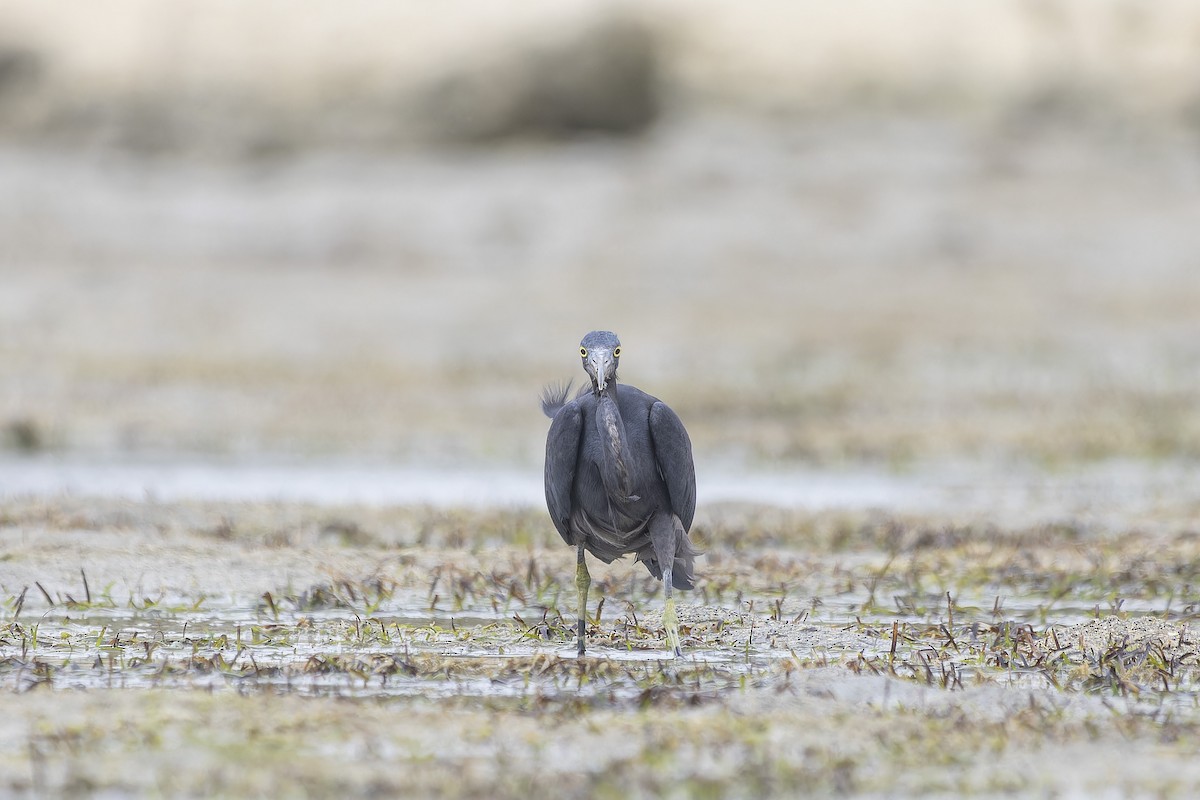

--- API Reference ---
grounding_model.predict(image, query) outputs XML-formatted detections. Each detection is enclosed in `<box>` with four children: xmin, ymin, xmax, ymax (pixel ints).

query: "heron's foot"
<box><xmin>663</xmin><ymin>596</ymin><xmax>682</xmax><ymax>657</ymax></box>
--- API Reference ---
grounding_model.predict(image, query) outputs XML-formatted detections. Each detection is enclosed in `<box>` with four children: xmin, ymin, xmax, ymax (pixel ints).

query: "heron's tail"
<box><xmin>540</xmin><ymin>380</ymin><xmax>574</xmax><ymax>418</ymax></box>
<box><xmin>669</xmin><ymin>530</ymin><xmax>698</xmax><ymax>591</ymax></box>
<box><xmin>640</xmin><ymin>514</ymin><xmax>699</xmax><ymax>591</ymax></box>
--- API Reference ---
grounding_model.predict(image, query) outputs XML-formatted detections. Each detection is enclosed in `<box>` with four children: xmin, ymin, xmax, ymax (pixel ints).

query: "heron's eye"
<box><xmin>613</xmin><ymin>347</ymin><xmax>621</xmax><ymax>357</ymax></box>
<box><xmin>580</xmin><ymin>347</ymin><xmax>588</xmax><ymax>357</ymax></box>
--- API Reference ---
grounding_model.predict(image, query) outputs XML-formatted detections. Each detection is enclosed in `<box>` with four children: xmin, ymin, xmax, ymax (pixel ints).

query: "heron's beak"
<box><xmin>590</xmin><ymin>351</ymin><xmax>613</xmax><ymax>393</ymax></box>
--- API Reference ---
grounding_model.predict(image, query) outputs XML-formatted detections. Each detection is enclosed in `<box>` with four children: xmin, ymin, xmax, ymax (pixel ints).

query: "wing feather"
<box><xmin>648</xmin><ymin>402</ymin><xmax>696</xmax><ymax>531</ymax></box>
<box><xmin>544</xmin><ymin>400</ymin><xmax>583</xmax><ymax>543</ymax></box>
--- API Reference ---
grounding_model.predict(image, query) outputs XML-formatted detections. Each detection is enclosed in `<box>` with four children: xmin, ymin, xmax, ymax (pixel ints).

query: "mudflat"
<box><xmin>1</xmin><ymin>485</ymin><xmax>1198</xmax><ymax>797</ymax></box>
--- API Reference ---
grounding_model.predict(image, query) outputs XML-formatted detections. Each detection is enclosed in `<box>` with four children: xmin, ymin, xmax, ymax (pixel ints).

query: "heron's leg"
<box><xmin>575</xmin><ymin>544</ymin><xmax>590</xmax><ymax>656</ymax></box>
<box><xmin>649</xmin><ymin>514</ymin><xmax>683</xmax><ymax>657</ymax></box>
<box><xmin>662</xmin><ymin>568</ymin><xmax>681</xmax><ymax>657</ymax></box>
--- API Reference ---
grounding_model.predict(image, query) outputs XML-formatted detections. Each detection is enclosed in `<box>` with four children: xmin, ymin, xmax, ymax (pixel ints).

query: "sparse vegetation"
<box><xmin>2</xmin><ymin>499</ymin><xmax>1200</xmax><ymax>796</ymax></box>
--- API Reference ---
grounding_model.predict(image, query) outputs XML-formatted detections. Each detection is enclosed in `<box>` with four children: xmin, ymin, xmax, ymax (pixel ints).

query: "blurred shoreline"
<box><xmin>2</xmin><ymin>1</ymin><xmax>1199</xmax><ymax>154</ymax></box>
<box><xmin>2</xmin><ymin>2</ymin><xmax>1199</xmax><ymax>470</ymax></box>
<box><xmin>3</xmin><ymin>114</ymin><xmax>1199</xmax><ymax>467</ymax></box>
<box><xmin>2</xmin><ymin>452</ymin><xmax>1198</xmax><ymax>535</ymax></box>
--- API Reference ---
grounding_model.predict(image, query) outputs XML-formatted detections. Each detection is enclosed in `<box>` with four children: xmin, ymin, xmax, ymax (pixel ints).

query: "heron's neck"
<box><xmin>595</xmin><ymin>389</ymin><xmax>635</xmax><ymax>499</ymax></box>
<box><xmin>594</xmin><ymin>377</ymin><xmax>617</xmax><ymax>398</ymax></box>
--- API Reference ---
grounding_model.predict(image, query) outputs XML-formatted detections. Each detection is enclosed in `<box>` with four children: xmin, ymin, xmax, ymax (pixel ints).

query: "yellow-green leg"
<box><xmin>575</xmin><ymin>545</ymin><xmax>590</xmax><ymax>656</ymax></box>
<box><xmin>662</xmin><ymin>569</ymin><xmax>681</xmax><ymax>657</ymax></box>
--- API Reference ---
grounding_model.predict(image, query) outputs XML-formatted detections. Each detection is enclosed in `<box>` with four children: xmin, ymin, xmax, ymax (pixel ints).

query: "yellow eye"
<box><xmin>613</xmin><ymin>347</ymin><xmax>621</xmax><ymax>357</ymax></box>
<box><xmin>580</xmin><ymin>347</ymin><xmax>588</xmax><ymax>357</ymax></box>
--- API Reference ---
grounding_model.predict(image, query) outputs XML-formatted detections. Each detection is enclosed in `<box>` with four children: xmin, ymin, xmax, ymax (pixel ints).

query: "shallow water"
<box><xmin>0</xmin><ymin>601</ymin><xmax>785</xmax><ymax>698</ymax></box>
<box><xmin>5</xmin><ymin>582</ymin><xmax>1192</xmax><ymax>701</ymax></box>
<box><xmin>3</xmin><ymin>454</ymin><xmax>1199</xmax><ymax>711</ymax></box>
<box><xmin>2</xmin><ymin>454</ymin><xmax>1197</xmax><ymax>523</ymax></box>
<box><xmin>0</xmin><ymin>453</ymin><xmax>930</xmax><ymax>508</ymax></box>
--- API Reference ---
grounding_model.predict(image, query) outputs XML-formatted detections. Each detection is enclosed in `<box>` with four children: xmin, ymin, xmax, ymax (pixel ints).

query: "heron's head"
<box><xmin>580</xmin><ymin>330</ymin><xmax>621</xmax><ymax>394</ymax></box>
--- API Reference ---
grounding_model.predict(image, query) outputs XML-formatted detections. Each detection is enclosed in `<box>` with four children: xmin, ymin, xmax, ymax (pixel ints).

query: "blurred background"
<box><xmin>2</xmin><ymin>0</ymin><xmax>1200</xmax><ymax>485</ymax></box>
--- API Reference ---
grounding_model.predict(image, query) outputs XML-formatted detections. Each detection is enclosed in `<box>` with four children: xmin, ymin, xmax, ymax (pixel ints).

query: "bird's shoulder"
<box><xmin>618</xmin><ymin>384</ymin><xmax>690</xmax><ymax>431</ymax></box>
<box><xmin>557</xmin><ymin>385</ymin><xmax>666</xmax><ymax>425</ymax></box>
<box><xmin>614</xmin><ymin>383</ymin><xmax>659</xmax><ymax>412</ymax></box>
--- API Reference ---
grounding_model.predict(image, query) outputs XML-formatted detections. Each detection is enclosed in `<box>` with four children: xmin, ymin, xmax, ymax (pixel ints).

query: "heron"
<box><xmin>542</xmin><ymin>330</ymin><xmax>697</xmax><ymax>656</ymax></box>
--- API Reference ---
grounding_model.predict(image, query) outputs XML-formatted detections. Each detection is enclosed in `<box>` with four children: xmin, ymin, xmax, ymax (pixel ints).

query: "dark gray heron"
<box><xmin>542</xmin><ymin>330</ymin><xmax>697</xmax><ymax>656</ymax></box>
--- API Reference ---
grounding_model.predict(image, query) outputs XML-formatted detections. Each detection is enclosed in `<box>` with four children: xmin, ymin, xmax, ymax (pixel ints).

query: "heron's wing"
<box><xmin>544</xmin><ymin>399</ymin><xmax>583</xmax><ymax>544</ymax></box>
<box><xmin>649</xmin><ymin>401</ymin><xmax>696</xmax><ymax>532</ymax></box>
